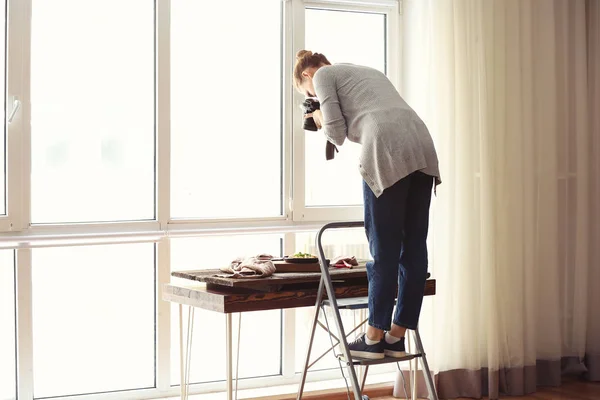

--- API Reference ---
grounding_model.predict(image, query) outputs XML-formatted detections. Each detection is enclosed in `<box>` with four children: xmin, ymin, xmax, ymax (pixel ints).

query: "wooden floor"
<box><xmin>375</xmin><ymin>379</ymin><xmax>600</xmax><ymax>399</ymax></box>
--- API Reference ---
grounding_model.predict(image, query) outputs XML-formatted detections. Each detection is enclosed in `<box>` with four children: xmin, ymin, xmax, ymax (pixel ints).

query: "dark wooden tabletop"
<box><xmin>165</xmin><ymin>266</ymin><xmax>436</xmax><ymax>313</ymax></box>
<box><xmin>172</xmin><ymin>266</ymin><xmax>373</xmax><ymax>292</ymax></box>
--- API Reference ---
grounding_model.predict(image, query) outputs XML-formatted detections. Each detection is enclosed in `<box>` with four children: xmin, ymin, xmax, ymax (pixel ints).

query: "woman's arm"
<box><xmin>313</xmin><ymin>70</ymin><xmax>347</xmax><ymax>146</ymax></box>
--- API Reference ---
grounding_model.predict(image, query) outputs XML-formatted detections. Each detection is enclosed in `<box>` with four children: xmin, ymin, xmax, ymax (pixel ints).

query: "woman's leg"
<box><xmin>390</xmin><ymin>172</ymin><xmax>433</xmax><ymax>337</ymax></box>
<box><xmin>363</xmin><ymin>177</ymin><xmax>411</xmax><ymax>336</ymax></box>
<box><xmin>346</xmin><ymin>178</ymin><xmax>411</xmax><ymax>359</ymax></box>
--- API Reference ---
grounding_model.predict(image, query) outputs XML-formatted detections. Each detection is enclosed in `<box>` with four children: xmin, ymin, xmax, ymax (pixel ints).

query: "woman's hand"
<box><xmin>308</xmin><ymin>109</ymin><xmax>323</xmax><ymax>129</ymax></box>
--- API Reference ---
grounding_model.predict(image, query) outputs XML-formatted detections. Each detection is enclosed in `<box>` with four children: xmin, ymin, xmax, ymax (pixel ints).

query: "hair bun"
<box><xmin>296</xmin><ymin>50</ymin><xmax>313</xmax><ymax>60</ymax></box>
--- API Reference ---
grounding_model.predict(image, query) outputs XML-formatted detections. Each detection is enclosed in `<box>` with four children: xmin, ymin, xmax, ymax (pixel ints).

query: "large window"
<box><xmin>30</xmin><ymin>0</ymin><xmax>155</xmax><ymax>224</ymax></box>
<box><xmin>4</xmin><ymin>0</ymin><xmax>400</xmax><ymax>398</ymax></box>
<box><xmin>170</xmin><ymin>0</ymin><xmax>283</xmax><ymax>219</ymax></box>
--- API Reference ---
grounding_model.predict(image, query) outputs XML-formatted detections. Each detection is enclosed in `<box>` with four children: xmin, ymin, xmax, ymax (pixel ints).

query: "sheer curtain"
<box><xmin>399</xmin><ymin>0</ymin><xmax>600</xmax><ymax>398</ymax></box>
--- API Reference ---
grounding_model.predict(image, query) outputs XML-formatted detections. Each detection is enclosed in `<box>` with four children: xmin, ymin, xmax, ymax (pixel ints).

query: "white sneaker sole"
<box><xmin>384</xmin><ymin>349</ymin><xmax>407</xmax><ymax>358</ymax></box>
<box><xmin>349</xmin><ymin>350</ymin><xmax>385</xmax><ymax>359</ymax></box>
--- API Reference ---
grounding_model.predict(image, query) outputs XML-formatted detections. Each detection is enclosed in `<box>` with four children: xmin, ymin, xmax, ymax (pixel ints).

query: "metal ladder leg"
<box><xmin>315</xmin><ymin>224</ymin><xmax>364</xmax><ymax>400</ymax></box>
<box><xmin>407</xmin><ymin>330</ymin><xmax>417</xmax><ymax>400</ymax></box>
<box><xmin>360</xmin><ymin>365</ymin><xmax>369</xmax><ymax>393</ymax></box>
<box><xmin>297</xmin><ymin>278</ymin><xmax>326</xmax><ymax>400</ymax></box>
<box><xmin>412</xmin><ymin>327</ymin><xmax>438</xmax><ymax>400</ymax></box>
<box><xmin>321</xmin><ymin>271</ymin><xmax>363</xmax><ymax>399</ymax></box>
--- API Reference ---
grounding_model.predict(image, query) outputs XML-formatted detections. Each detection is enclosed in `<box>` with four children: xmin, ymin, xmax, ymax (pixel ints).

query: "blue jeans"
<box><xmin>363</xmin><ymin>171</ymin><xmax>433</xmax><ymax>331</ymax></box>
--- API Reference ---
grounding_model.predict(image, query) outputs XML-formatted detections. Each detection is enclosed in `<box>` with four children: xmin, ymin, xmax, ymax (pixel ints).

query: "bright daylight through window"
<box><xmin>304</xmin><ymin>9</ymin><xmax>386</xmax><ymax>207</ymax></box>
<box><xmin>32</xmin><ymin>244</ymin><xmax>155</xmax><ymax>397</ymax></box>
<box><xmin>30</xmin><ymin>0</ymin><xmax>155</xmax><ymax>224</ymax></box>
<box><xmin>170</xmin><ymin>0</ymin><xmax>282</xmax><ymax>219</ymax></box>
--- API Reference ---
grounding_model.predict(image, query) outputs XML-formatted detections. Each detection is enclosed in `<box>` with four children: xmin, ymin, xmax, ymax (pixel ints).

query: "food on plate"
<box><xmin>291</xmin><ymin>252</ymin><xmax>317</xmax><ymax>259</ymax></box>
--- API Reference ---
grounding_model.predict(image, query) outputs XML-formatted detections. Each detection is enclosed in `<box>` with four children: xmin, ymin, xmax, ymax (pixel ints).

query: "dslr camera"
<box><xmin>300</xmin><ymin>98</ymin><xmax>339</xmax><ymax>160</ymax></box>
<box><xmin>301</xmin><ymin>98</ymin><xmax>321</xmax><ymax>131</ymax></box>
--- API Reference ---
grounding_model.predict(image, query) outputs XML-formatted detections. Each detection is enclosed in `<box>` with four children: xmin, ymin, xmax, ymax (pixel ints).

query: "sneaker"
<box><xmin>344</xmin><ymin>333</ymin><xmax>384</xmax><ymax>359</ymax></box>
<box><xmin>384</xmin><ymin>335</ymin><xmax>406</xmax><ymax>358</ymax></box>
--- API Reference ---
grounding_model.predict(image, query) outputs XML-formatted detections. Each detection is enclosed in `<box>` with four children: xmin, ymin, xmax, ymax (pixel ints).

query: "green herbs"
<box><xmin>292</xmin><ymin>252</ymin><xmax>316</xmax><ymax>258</ymax></box>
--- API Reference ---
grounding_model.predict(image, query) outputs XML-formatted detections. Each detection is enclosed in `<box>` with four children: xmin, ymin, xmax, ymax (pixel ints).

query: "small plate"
<box><xmin>284</xmin><ymin>256</ymin><xmax>319</xmax><ymax>264</ymax></box>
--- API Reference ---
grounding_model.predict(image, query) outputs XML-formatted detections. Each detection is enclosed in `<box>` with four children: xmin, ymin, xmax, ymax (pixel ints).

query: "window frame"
<box><xmin>4</xmin><ymin>0</ymin><xmax>28</xmax><ymax>232</ymax></box>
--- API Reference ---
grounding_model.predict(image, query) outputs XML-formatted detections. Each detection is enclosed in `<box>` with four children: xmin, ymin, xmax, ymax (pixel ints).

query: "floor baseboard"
<box><xmin>250</xmin><ymin>383</ymin><xmax>394</xmax><ymax>400</ymax></box>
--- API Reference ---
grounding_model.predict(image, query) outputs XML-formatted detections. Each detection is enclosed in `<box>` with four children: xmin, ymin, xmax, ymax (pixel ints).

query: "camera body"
<box><xmin>300</xmin><ymin>98</ymin><xmax>339</xmax><ymax>160</ymax></box>
<box><xmin>301</xmin><ymin>98</ymin><xmax>321</xmax><ymax>131</ymax></box>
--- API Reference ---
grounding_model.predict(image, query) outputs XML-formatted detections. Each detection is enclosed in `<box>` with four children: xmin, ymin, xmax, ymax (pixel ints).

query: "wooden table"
<box><xmin>162</xmin><ymin>266</ymin><xmax>436</xmax><ymax>400</ymax></box>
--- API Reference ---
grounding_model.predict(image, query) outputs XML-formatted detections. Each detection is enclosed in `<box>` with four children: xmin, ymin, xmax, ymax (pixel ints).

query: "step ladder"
<box><xmin>297</xmin><ymin>221</ymin><xmax>439</xmax><ymax>400</ymax></box>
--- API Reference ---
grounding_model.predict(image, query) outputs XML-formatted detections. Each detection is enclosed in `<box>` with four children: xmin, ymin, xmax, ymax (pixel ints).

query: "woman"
<box><xmin>294</xmin><ymin>50</ymin><xmax>441</xmax><ymax>360</ymax></box>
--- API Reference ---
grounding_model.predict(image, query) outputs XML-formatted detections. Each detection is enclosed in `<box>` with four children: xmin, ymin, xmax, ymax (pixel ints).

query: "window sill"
<box><xmin>0</xmin><ymin>218</ymin><xmax>365</xmax><ymax>249</ymax></box>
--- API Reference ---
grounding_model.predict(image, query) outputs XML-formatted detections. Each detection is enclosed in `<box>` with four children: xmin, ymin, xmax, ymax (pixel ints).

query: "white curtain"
<box><xmin>399</xmin><ymin>0</ymin><xmax>600</xmax><ymax>398</ymax></box>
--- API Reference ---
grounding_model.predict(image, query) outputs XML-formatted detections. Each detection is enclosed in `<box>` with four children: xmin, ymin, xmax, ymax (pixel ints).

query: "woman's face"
<box><xmin>299</xmin><ymin>67</ymin><xmax>318</xmax><ymax>97</ymax></box>
<box><xmin>299</xmin><ymin>76</ymin><xmax>316</xmax><ymax>98</ymax></box>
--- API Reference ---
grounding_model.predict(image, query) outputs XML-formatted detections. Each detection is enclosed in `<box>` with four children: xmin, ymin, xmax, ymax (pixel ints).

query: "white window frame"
<box><xmin>4</xmin><ymin>0</ymin><xmax>28</xmax><ymax>232</ymax></box>
<box><xmin>291</xmin><ymin>0</ymin><xmax>401</xmax><ymax>222</ymax></box>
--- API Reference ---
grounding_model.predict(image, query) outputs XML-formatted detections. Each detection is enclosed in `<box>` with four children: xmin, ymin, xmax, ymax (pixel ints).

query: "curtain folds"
<box><xmin>400</xmin><ymin>0</ymin><xmax>600</xmax><ymax>398</ymax></box>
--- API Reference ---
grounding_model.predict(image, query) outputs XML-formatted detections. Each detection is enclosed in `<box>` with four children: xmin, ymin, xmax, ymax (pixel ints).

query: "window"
<box><xmin>170</xmin><ymin>0</ymin><xmax>283</xmax><ymax>219</ymax></box>
<box><xmin>0</xmin><ymin>251</ymin><xmax>15</xmax><ymax>400</ymax></box>
<box><xmin>294</xmin><ymin>7</ymin><xmax>389</xmax><ymax>220</ymax></box>
<box><xmin>5</xmin><ymin>0</ymin><xmax>401</xmax><ymax>398</ymax></box>
<box><xmin>170</xmin><ymin>235</ymin><xmax>282</xmax><ymax>383</ymax></box>
<box><xmin>30</xmin><ymin>0</ymin><xmax>155</xmax><ymax>224</ymax></box>
<box><xmin>31</xmin><ymin>244</ymin><xmax>155</xmax><ymax>397</ymax></box>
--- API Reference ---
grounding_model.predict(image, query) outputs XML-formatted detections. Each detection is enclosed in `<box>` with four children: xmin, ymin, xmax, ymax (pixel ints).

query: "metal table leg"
<box><xmin>179</xmin><ymin>304</ymin><xmax>185</xmax><ymax>400</ymax></box>
<box><xmin>297</xmin><ymin>278</ymin><xmax>325</xmax><ymax>400</ymax></box>
<box><xmin>179</xmin><ymin>305</ymin><xmax>195</xmax><ymax>400</ymax></box>
<box><xmin>226</xmin><ymin>313</ymin><xmax>233</xmax><ymax>400</ymax></box>
<box><xmin>235</xmin><ymin>313</ymin><xmax>242</xmax><ymax>400</ymax></box>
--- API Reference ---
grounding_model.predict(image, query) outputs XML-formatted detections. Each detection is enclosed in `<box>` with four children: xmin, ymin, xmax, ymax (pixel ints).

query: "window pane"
<box><xmin>32</xmin><ymin>244</ymin><xmax>155</xmax><ymax>397</ymax></box>
<box><xmin>304</xmin><ymin>9</ymin><xmax>386</xmax><ymax>207</ymax></box>
<box><xmin>294</xmin><ymin>229</ymin><xmax>370</xmax><ymax>372</ymax></box>
<box><xmin>170</xmin><ymin>235</ymin><xmax>282</xmax><ymax>384</ymax></box>
<box><xmin>30</xmin><ymin>1</ymin><xmax>154</xmax><ymax>223</ymax></box>
<box><xmin>171</xmin><ymin>0</ymin><xmax>282</xmax><ymax>219</ymax></box>
<box><xmin>0</xmin><ymin>251</ymin><xmax>15</xmax><ymax>400</ymax></box>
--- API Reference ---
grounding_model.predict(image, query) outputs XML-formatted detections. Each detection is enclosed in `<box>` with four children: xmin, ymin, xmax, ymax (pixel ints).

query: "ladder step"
<box><xmin>322</xmin><ymin>297</ymin><xmax>372</xmax><ymax>309</ymax></box>
<box><xmin>338</xmin><ymin>353</ymin><xmax>422</xmax><ymax>366</ymax></box>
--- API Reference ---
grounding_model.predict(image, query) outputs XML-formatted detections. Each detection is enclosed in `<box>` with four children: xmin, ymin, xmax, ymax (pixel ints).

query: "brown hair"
<box><xmin>293</xmin><ymin>50</ymin><xmax>331</xmax><ymax>90</ymax></box>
